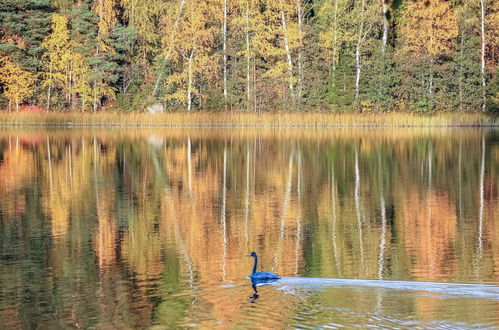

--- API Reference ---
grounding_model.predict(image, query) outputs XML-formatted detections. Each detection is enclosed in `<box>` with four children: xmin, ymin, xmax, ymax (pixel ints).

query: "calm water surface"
<box><xmin>0</xmin><ymin>128</ymin><xmax>498</xmax><ymax>329</ymax></box>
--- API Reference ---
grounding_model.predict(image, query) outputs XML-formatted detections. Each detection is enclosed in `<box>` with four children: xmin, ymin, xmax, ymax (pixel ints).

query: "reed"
<box><xmin>0</xmin><ymin>111</ymin><xmax>496</xmax><ymax>127</ymax></box>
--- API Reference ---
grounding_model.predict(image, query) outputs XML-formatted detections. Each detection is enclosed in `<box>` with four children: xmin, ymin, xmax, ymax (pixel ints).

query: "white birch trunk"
<box><xmin>187</xmin><ymin>51</ymin><xmax>194</xmax><ymax>111</ymax></box>
<box><xmin>332</xmin><ymin>0</ymin><xmax>339</xmax><ymax>88</ymax></box>
<box><xmin>296</xmin><ymin>0</ymin><xmax>304</xmax><ymax>104</ymax></box>
<box><xmin>381</xmin><ymin>0</ymin><xmax>388</xmax><ymax>55</ymax></box>
<box><xmin>354</xmin><ymin>0</ymin><xmax>366</xmax><ymax>106</ymax></box>
<box><xmin>153</xmin><ymin>0</ymin><xmax>187</xmax><ymax>96</ymax></box>
<box><xmin>480</xmin><ymin>0</ymin><xmax>486</xmax><ymax>111</ymax></box>
<box><xmin>246</xmin><ymin>1</ymin><xmax>251</xmax><ymax>107</ymax></box>
<box><xmin>459</xmin><ymin>31</ymin><xmax>464</xmax><ymax>111</ymax></box>
<box><xmin>223</xmin><ymin>0</ymin><xmax>228</xmax><ymax>103</ymax></box>
<box><xmin>279</xmin><ymin>1</ymin><xmax>296</xmax><ymax>102</ymax></box>
<box><xmin>46</xmin><ymin>66</ymin><xmax>52</xmax><ymax>111</ymax></box>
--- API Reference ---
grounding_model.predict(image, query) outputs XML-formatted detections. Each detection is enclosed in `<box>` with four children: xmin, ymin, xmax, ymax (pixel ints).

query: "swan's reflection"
<box><xmin>248</xmin><ymin>277</ymin><xmax>280</xmax><ymax>303</ymax></box>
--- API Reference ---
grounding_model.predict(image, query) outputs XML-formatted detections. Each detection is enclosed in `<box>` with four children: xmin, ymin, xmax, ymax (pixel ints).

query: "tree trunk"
<box><xmin>459</xmin><ymin>31</ymin><xmax>464</xmax><ymax>111</ymax></box>
<box><xmin>296</xmin><ymin>0</ymin><xmax>304</xmax><ymax>105</ymax></box>
<box><xmin>93</xmin><ymin>78</ymin><xmax>98</xmax><ymax>112</ymax></box>
<box><xmin>480</xmin><ymin>0</ymin><xmax>486</xmax><ymax>111</ymax></box>
<box><xmin>187</xmin><ymin>51</ymin><xmax>194</xmax><ymax>111</ymax></box>
<box><xmin>223</xmin><ymin>0</ymin><xmax>228</xmax><ymax>104</ymax></box>
<box><xmin>429</xmin><ymin>57</ymin><xmax>434</xmax><ymax>97</ymax></box>
<box><xmin>354</xmin><ymin>0</ymin><xmax>366</xmax><ymax>107</ymax></box>
<box><xmin>47</xmin><ymin>67</ymin><xmax>52</xmax><ymax>112</ymax></box>
<box><xmin>279</xmin><ymin>1</ymin><xmax>296</xmax><ymax>103</ymax></box>
<box><xmin>153</xmin><ymin>0</ymin><xmax>187</xmax><ymax>97</ymax></box>
<box><xmin>381</xmin><ymin>0</ymin><xmax>389</xmax><ymax>55</ymax></box>
<box><xmin>246</xmin><ymin>0</ymin><xmax>251</xmax><ymax>108</ymax></box>
<box><xmin>332</xmin><ymin>0</ymin><xmax>339</xmax><ymax>89</ymax></box>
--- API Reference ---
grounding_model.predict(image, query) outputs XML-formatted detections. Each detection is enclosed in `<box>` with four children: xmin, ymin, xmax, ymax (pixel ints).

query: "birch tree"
<box><xmin>318</xmin><ymin>0</ymin><xmax>351</xmax><ymax>95</ymax></box>
<box><xmin>400</xmin><ymin>0</ymin><xmax>458</xmax><ymax>101</ymax></box>
<box><xmin>162</xmin><ymin>0</ymin><xmax>220</xmax><ymax>110</ymax></box>
<box><xmin>0</xmin><ymin>57</ymin><xmax>37</xmax><ymax>111</ymax></box>
<box><xmin>41</xmin><ymin>14</ymin><xmax>72</xmax><ymax>111</ymax></box>
<box><xmin>480</xmin><ymin>0</ymin><xmax>486</xmax><ymax>111</ymax></box>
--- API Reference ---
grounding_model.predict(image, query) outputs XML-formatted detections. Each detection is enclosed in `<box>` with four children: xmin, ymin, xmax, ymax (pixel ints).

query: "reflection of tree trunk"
<box><xmin>331</xmin><ymin>170</ymin><xmax>340</xmax><ymax>276</ymax></box>
<box><xmin>280</xmin><ymin>153</ymin><xmax>294</xmax><ymax>239</ymax></box>
<box><xmin>245</xmin><ymin>145</ymin><xmax>250</xmax><ymax>249</ymax></box>
<box><xmin>476</xmin><ymin>137</ymin><xmax>485</xmax><ymax>278</ymax></box>
<box><xmin>221</xmin><ymin>145</ymin><xmax>228</xmax><ymax>281</ymax></box>
<box><xmin>354</xmin><ymin>147</ymin><xmax>365</xmax><ymax>273</ymax></box>
<box><xmin>295</xmin><ymin>151</ymin><xmax>302</xmax><ymax>274</ymax></box>
<box><xmin>187</xmin><ymin>137</ymin><xmax>193</xmax><ymax>199</ymax></box>
<box><xmin>68</xmin><ymin>145</ymin><xmax>73</xmax><ymax>187</ymax></box>
<box><xmin>428</xmin><ymin>147</ymin><xmax>432</xmax><ymax>189</ymax></box>
<box><xmin>378</xmin><ymin>161</ymin><xmax>386</xmax><ymax>280</ymax></box>
<box><xmin>47</xmin><ymin>135</ymin><xmax>53</xmax><ymax>190</ymax></box>
<box><xmin>274</xmin><ymin>151</ymin><xmax>294</xmax><ymax>270</ymax></box>
<box><xmin>93</xmin><ymin>137</ymin><xmax>103</xmax><ymax>270</ymax></box>
<box><xmin>458</xmin><ymin>141</ymin><xmax>462</xmax><ymax>222</ymax></box>
<box><xmin>164</xmin><ymin>185</ymin><xmax>195</xmax><ymax>288</ymax></box>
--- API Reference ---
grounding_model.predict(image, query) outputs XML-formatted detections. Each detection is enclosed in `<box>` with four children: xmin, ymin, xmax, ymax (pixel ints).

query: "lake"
<box><xmin>0</xmin><ymin>128</ymin><xmax>498</xmax><ymax>328</ymax></box>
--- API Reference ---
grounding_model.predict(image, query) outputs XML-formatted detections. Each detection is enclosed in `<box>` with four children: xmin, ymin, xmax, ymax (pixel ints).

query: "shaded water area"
<box><xmin>0</xmin><ymin>127</ymin><xmax>498</xmax><ymax>328</ymax></box>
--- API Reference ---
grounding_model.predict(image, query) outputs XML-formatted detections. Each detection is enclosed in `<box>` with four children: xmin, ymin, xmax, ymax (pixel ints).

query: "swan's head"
<box><xmin>246</xmin><ymin>252</ymin><xmax>257</xmax><ymax>257</ymax></box>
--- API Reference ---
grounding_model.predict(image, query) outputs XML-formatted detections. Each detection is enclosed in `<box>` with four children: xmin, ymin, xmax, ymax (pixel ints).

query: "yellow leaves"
<box><xmin>95</xmin><ymin>0</ymin><xmax>117</xmax><ymax>36</ymax></box>
<box><xmin>401</xmin><ymin>0</ymin><xmax>458</xmax><ymax>57</ymax></box>
<box><xmin>160</xmin><ymin>0</ymin><xmax>221</xmax><ymax>107</ymax></box>
<box><xmin>71</xmin><ymin>53</ymin><xmax>93</xmax><ymax>107</ymax></box>
<box><xmin>41</xmin><ymin>14</ymin><xmax>96</xmax><ymax>110</ymax></box>
<box><xmin>94</xmin><ymin>0</ymin><xmax>118</xmax><ymax>53</ymax></box>
<box><xmin>0</xmin><ymin>57</ymin><xmax>37</xmax><ymax>110</ymax></box>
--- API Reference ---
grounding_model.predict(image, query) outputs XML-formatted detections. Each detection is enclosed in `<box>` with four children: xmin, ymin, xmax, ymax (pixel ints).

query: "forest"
<box><xmin>0</xmin><ymin>0</ymin><xmax>498</xmax><ymax>113</ymax></box>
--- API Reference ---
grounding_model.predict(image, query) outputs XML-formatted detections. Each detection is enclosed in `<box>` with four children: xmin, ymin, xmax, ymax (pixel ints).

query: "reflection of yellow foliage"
<box><xmin>42</xmin><ymin>156</ymin><xmax>71</xmax><ymax>238</ymax></box>
<box><xmin>94</xmin><ymin>190</ymin><xmax>117</xmax><ymax>267</ymax></box>
<box><xmin>0</xmin><ymin>144</ymin><xmax>35</xmax><ymax>195</ymax></box>
<box><xmin>399</xmin><ymin>189</ymin><xmax>457</xmax><ymax>280</ymax></box>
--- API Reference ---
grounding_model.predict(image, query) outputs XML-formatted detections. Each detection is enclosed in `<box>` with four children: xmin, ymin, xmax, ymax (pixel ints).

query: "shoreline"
<box><xmin>0</xmin><ymin>111</ymin><xmax>497</xmax><ymax>128</ymax></box>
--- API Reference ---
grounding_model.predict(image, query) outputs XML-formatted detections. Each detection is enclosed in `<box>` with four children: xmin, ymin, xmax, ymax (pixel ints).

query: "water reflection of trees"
<box><xmin>0</xmin><ymin>129</ymin><xmax>497</xmax><ymax>327</ymax></box>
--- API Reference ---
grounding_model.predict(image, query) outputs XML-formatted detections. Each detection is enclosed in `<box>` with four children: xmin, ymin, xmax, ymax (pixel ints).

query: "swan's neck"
<box><xmin>252</xmin><ymin>255</ymin><xmax>258</xmax><ymax>275</ymax></box>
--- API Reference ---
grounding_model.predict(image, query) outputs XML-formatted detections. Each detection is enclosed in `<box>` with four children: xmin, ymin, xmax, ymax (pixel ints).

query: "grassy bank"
<box><xmin>0</xmin><ymin>111</ymin><xmax>497</xmax><ymax>127</ymax></box>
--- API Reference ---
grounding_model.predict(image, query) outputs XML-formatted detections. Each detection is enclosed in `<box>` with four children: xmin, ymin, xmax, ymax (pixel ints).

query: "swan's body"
<box><xmin>246</xmin><ymin>252</ymin><xmax>280</xmax><ymax>280</ymax></box>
